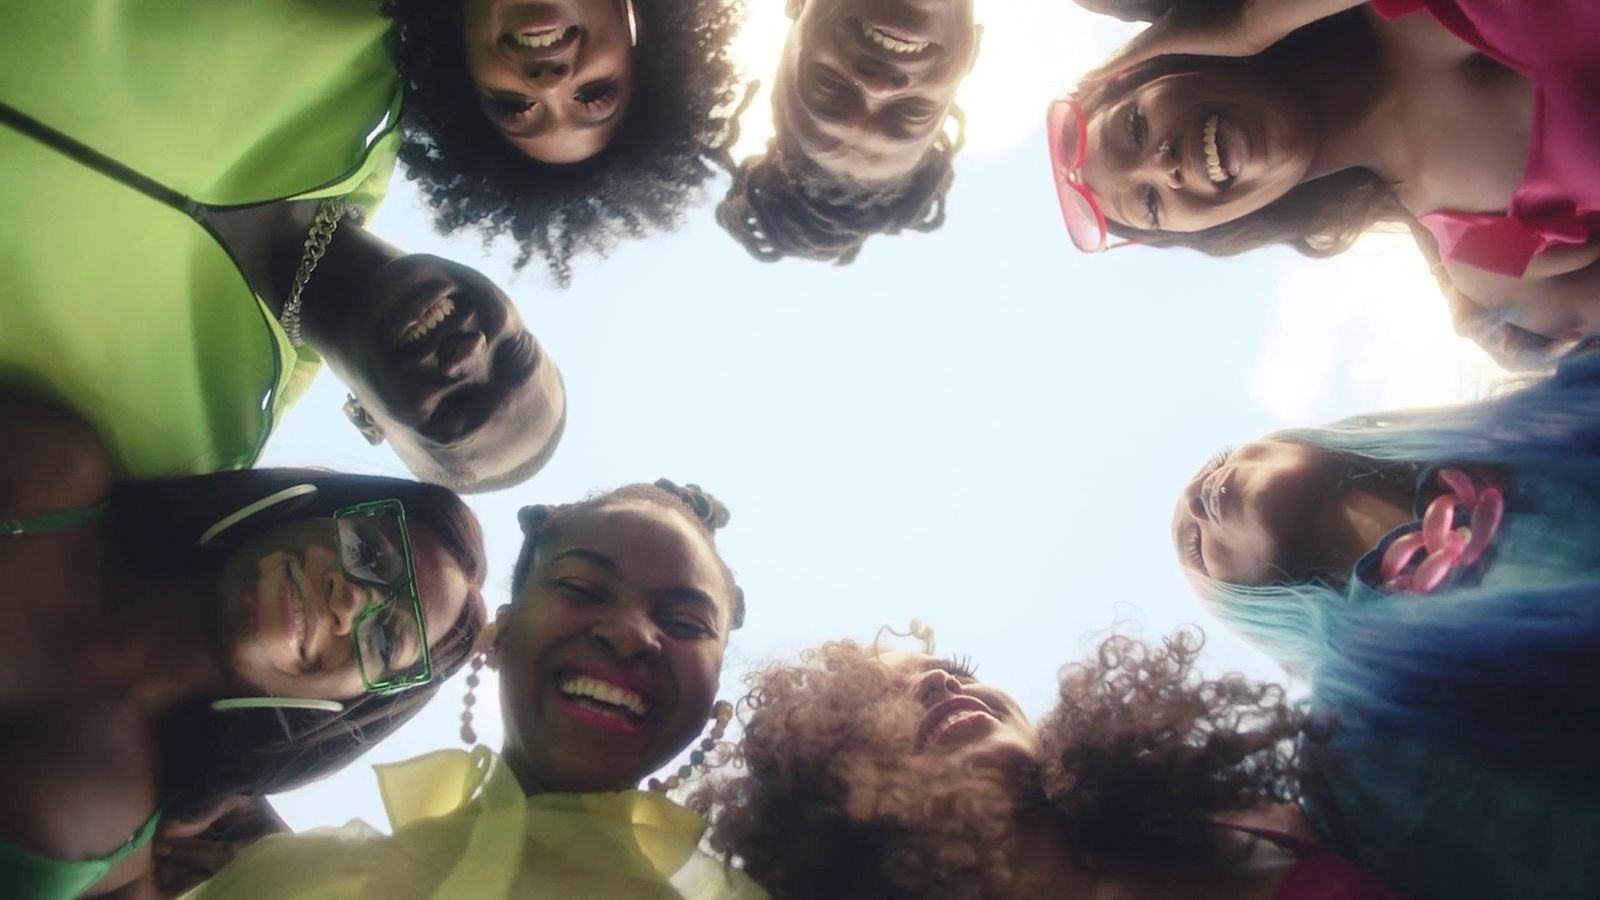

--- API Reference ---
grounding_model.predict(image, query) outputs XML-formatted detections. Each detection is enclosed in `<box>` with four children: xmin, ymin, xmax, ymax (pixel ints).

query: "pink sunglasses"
<box><xmin>1045</xmin><ymin>97</ymin><xmax>1136</xmax><ymax>254</ymax></box>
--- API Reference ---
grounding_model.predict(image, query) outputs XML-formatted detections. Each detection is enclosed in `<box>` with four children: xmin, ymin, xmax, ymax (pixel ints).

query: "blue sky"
<box><xmin>268</xmin><ymin>1</ymin><xmax>1499</xmax><ymax>832</ymax></box>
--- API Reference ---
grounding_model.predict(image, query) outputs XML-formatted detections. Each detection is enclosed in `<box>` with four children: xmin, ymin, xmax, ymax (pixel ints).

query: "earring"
<box><xmin>647</xmin><ymin>700</ymin><xmax>733</xmax><ymax>793</ymax></box>
<box><xmin>342</xmin><ymin>394</ymin><xmax>385</xmax><ymax>446</ymax></box>
<box><xmin>623</xmin><ymin>0</ymin><xmax>638</xmax><ymax>46</ymax></box>
<box><xmin>460</xmin><ymin>652</ymin><xmax>486</xmax><ymax>745</ymax></box>
<box><xmin>211</xmin><ymin>696</ymin><xmax>344</xmax><ymax>713</ymax></box>
<box><xmin>198</xmin><ymin>484</ymin><xmax>319</xmax><ymax>547</ymax></box>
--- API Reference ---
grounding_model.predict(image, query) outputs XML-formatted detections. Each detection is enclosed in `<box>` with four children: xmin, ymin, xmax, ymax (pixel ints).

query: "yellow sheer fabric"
<box><xmin>189</xmin><ymin>747</ymin><xmax>765</xmax><ymax>900</ymax></box>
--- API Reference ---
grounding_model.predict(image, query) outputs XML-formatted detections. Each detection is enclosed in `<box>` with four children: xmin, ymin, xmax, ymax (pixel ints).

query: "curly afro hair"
<box><xmin>717</xmin><ymin>109</ymin><xmax>964</xmax><ymax>265</ymax></box>
<box><xmin>693</xmin><ymin>630</ymin><xmax>1307</xmax><ymax>899</ymax></box>
<box><xmin>383</xmin><ymin>0</ymin><xmax>745</xmax><ymax>287</ymax></box>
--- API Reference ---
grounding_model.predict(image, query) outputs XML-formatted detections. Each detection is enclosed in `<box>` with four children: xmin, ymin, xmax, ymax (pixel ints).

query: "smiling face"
<box><xmin>1076</xmin><ymin>67</ymin><xmax>1316</xmax><ymax>233</ymax></box>
<box><xmin>462</xmin><ymin>0</ymin><xmax>634</xmax><ymax>164</ymax></box>
<box><xmin>318</xmin><ymin>254</ymin><xmax>566</xmax><ymax>487</ymax></box>
<box><xmin>1170</xmin><ymin>439</ymin><xmax>1359</xmax><ymax>586</ymax></box>
<box><xmin>776</xmin><ymin>0</ymin><xmax>979</xmax><ymax>184</ymax></box>
<box><xmin>879</xmin><ymin>651</ymin><xmax>1040</xmax><ymax>777</ymax></box>
<box><xmin>219</xmin><ymin>518</ymin><xmax>472</xmax><ymax>700</ymax></box>
<box><xmin>497</xmin><ymin>501</ymin><xmax>737</xmax><ymax>793</ymax></box>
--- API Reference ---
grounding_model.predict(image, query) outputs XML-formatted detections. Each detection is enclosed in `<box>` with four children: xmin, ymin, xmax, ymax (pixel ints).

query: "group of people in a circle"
<box><xmin>3</xmin><ymin>0</ymin><xmax>1598</xmax><ymax>898</ymax></box>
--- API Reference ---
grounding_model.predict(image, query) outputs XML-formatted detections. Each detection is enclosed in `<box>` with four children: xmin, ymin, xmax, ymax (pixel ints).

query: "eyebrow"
<box><xmin>498</xmin><ymin>104</ymin><xmax>621</xmax><ymax>139</ymax></box>
<box><xmin>551</xmin><ymin>547</ymin><xmax>619</xmax><ymax>573</ymax></box>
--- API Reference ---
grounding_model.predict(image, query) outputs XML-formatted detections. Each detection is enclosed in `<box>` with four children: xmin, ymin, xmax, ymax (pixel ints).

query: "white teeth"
<box><xmin>861</xmin><ymin>23</ymin><xmax>928</xmax><ymax>54</ymax></box>
<box><xmin>512</xmin><ymin>29</ymin><xmax>564</xmax><ymax>49</ymax></box>
<box><xmin>401</xmin><ymin>297</ymin><xmax>454</xmax><ymax>345</ymax></box>
<box><xmin>929</xmin><ymin>709</ymin><xmax>992</xmax><ymax>742</ymax></box>
<box><xmin>559</xmin><ymin>675</ymin><xmax>650</xmax><ymax>718</ymax></box>
<box><xmin>1202</xmin><ymin>115</ymin><xmax>1228</xmax><ymax>184</ymax></box>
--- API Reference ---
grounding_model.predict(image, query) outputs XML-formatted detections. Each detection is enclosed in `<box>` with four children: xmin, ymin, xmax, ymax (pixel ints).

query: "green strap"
<box><xmin>1</xmin><ymin>502</ymin><xmax>107</xmax><ymax>537</ymax></box>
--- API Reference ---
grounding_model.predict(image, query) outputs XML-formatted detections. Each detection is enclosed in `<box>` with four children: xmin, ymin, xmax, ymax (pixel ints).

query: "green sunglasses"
<box><xmin>333</xmin><ymin>500</ymin><xmax>434</xmax><ymax>695</ymax></box>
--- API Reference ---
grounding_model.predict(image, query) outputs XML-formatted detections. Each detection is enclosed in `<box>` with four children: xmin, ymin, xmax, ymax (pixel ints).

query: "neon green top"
<box><xmin>0</xmin><ymin>809</ymin><xmax>161</xmax><ymax>900</ymax></box>
<box><xmin>0</xmin><ymin>0</ymin><xmax>401</xmax><ymax>477</ymax></box>
<box><xmin>187</xmin><ymin>747</ymin><xmax>767</xmax><ymax>900</ymax></box>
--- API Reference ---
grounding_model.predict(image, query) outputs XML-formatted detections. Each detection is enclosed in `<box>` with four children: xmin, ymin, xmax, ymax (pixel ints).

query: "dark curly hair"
<box><xmin>383</xmin><ymin>0</ymin><xmax>745</xmax><ymax>287</ymax></box>
<box><xmin>510</xmin><ymin>478</ymin><xmax>746</xmax><ymax>628</ymax></box>
<box><xmin>1080</xmin><ymin>10</ymin><xmax>1409</xmax><ymax>259</ymax></box>
<box><xmin>717</xmin><ymin>108</ymin><xmax>965</xmax><ymax>265</ymax></box>
<box><xmin>693</xmin><ymin>629</ymin><xmax>1306</xmax><ymax>899</ymax></box>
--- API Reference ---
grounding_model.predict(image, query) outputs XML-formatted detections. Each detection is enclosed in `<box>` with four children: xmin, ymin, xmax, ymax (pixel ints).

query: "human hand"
<box><xmin>151</xmin><ymin>795</ymin><xmax>289</xmax><ymax>896</ymax></box>
<box><xmin>1090</xmin><ymin>0</ymin><xmax>1368</xmax><ymax>77</ymax></box>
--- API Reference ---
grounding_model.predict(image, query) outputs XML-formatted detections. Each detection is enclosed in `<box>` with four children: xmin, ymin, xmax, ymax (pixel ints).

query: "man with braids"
<box><xmin>692</xmin><ymin>628</ymin><xmax>1418</xmax><ymax>899</ymax></box>
<box><xmin>718</xmin><ymin>0</ymin><xmax>979</xmax><ymax>264</ymax></box>
<box><xmin>387</xmin><ymin>0</ymin><xmax>747</xmax><ymax>285</ymax></box>
<box><xmin>193</xmin><ymin>479</ymin><xmax>764</xmax><ymax>899</ymax></box>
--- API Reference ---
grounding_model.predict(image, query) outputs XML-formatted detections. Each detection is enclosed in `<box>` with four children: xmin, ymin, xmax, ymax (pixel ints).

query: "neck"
<box><xmin>295</xmin><ymin>223</ymin><xmax>402</xmax><ymax>352</ymax></box>
<box><xmin>99</xmin><ymin>561</ymin><xmax>230</xmax><ymax>717</ymax></box>
<box><xmin>1324</xmin><ymin>467</ymin><xmax>1418</xmax><ymax>578</ymax></box>
<box><xmin>1278</xmin><ymin>11</ymin><xmax>1409</xmax><ymax>182</ymax></box>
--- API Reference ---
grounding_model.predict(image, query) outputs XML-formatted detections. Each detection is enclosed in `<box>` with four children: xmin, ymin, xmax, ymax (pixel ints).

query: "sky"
<box><xmin>267</xmin><ymin>0</ymin><xmax>1501</xmax><ymax>832</ymax></box>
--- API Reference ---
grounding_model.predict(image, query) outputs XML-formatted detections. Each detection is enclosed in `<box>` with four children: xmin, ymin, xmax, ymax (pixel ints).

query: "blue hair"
<box><xmin>1195</xmin><ymin>350</ymin><xmax>1600</xmax><ymax>765</ymax></box>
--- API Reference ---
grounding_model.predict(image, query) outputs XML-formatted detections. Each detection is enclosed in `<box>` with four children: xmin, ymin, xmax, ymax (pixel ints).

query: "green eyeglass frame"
<box><xmin>333</xmin><ymin>500</ymin><xmax>434</xmax><ymax>695</ymax></box>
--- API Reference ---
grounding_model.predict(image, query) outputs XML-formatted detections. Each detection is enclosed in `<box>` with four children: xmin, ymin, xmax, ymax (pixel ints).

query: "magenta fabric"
<box><xmin>1221</xmin><ymin>824</ymin><xmax>1409</xmax><ymax>899</ymax></box>
<box><xmin>1372</xmin><ymin>0</ymin><xmax>1600</xmax><ymax>276</ymax></box>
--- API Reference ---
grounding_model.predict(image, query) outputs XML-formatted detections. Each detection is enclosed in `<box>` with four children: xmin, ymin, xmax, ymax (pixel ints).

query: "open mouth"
<box><xmin>1200</xmin><ymin>113</ymin><xmax>1244</xmax><ymax>187</ymax></box>
<box><xmin>557</xmin><ymin>671</ymin><xmax>653</xmax><ymax>725</ymax></box>
<box><xmin>917</xmin><ymin>696</ymin><xmax>998</xmax><ymax>749</ymax></box>
<box><xmin>509</xmin><ymin>24</ymin><xmax>579</xmax><ymax>54</ymax></box>
<box><xmin>401</xmin><ymin>296</ymin><xmax>456</xmax><ymax>346</ymax></box>
<box><xmin>860</xmin><ymin>21</ymin><xmax>930</xmax><ymax>55</ymax></box>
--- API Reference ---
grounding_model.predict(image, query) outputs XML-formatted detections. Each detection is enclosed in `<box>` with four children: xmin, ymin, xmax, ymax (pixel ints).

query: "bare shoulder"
<box><xmin>0</xmin><ymin>391</ymin><xmax>112</xmax><ymax>518</ymax></box>
<box><xmin>1366</xmin><ymin>2</ymin><xmax>1486</xmax><ymax>62</ymax></box>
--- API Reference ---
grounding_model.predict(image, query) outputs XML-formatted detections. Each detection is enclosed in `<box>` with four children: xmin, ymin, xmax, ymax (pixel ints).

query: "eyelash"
<box><xmin>1208</xmin><ymin>446</ymin><xmax>1234</xmax><ymax>471</ymax></box>
<box><xmin>490</xmin><ymin>98</ymin><xmax>535</xmax><ymax>120</ymax></box>
<box><xmin>1185</xmin><ymin>525</ymin><xmax>1205</xmax><ymax>570</ymax></box>
<box><xmin>938</xmin><ymin>654</ymin><xmax>979</xmax><ymax>680</ymax></box>
<box><xmin>1125</xmin><ymin>104</ymin><xmax>1163</xmax><ymax>227</ymax></box>
<box><xmin>576</xmin><ymin>82</ymin><xmax>620</xmax><ymax>110</ymax></box>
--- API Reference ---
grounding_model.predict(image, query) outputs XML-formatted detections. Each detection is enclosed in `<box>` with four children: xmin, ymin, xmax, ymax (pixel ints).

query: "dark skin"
<box><xmin>208</xmin><ymin>202</ymin><xmax>567</xmax><ymax>486</ymax></box>
<box><xmin>0</xmin><ymin>393</ymin><xmax>471</xmax><ymax>898</ymax></box>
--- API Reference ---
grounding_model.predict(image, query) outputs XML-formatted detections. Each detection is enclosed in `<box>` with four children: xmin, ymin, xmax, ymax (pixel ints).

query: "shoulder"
<box><xmin>0</xmin><ymin>392</ymin><xmax>113</xmax><ymax>518</ymax></box>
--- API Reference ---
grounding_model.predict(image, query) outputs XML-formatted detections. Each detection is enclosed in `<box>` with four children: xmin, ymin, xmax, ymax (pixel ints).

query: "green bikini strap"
<box><xmin>1</xmin><ymin>502</ymin><xmax>108</xmax><ymax>537</ymax></box>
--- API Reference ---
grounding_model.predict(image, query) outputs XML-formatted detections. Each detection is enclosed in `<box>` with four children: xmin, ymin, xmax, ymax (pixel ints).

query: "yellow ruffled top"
<box><xmin>189</xmin><ymin>747</ymin><xmax>766</xmax><ymax>900</ymax></box>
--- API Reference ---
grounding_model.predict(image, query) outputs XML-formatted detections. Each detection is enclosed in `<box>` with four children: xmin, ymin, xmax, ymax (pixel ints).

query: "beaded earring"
<box><xmin>459</xmin><ymin>621</ymin><xmax>498</xmax><ymax>746</ymax></box>
<box><xmin>647</xmin><ymin>700</ymin><xmax>734</xmax><ymax>793</ymax></box>
<box><xmin>459</xmin><ymin>652</ymin><xmax>486</xmax><ymax>745</ymax></box>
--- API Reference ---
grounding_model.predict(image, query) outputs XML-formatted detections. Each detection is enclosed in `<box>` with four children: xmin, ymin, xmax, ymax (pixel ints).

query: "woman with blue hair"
<box><xmin>1170</xmin><ymin>348</ymin><xmax>1600</xmax><ymax>897</ymax></box>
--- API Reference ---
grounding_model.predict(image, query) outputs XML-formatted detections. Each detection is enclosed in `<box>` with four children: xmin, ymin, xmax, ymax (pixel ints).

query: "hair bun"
<box><xmin>517</xmin><ymin>505</ymin><xmax>554</xmax><ymax>535</ymax></box>
<box><xmin>653</xmin><ymin>479</ymin><xmax>731</xmax><ymax>531</ymax></box>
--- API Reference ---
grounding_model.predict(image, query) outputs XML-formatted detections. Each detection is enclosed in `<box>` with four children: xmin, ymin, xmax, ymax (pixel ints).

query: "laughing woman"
<box><xmin>2</xmin><ymin>0</ymin><xmax>744</xmax><ymax>289</ymax></box>
<box><xmin>191</xmin><ymin>480</ymin><xmax>763</xmax><ymax>899</ymax></box>
<box><xmin>1047</xmin><ymin>0</ymin><xmax>1600</xmax><ymax>366</ymax></box>
<box><xmin>0</xmin><ymin>393</ymin><xmax>488</xmax><ymax>900</ymax></box>
<box><xmin>717</xmin><ymin>0</ymin><xmax>980</xmax><ymax>264</ymax></box>
<box><xmin>694</xmin><ymin>631</ymin><xmax>1411</xmax><ymax>899</ymax></box>
<box><xmin>1168</xmin><ymin>351</ymin><xmax>1600</xmax><ymax>895</ymax></box>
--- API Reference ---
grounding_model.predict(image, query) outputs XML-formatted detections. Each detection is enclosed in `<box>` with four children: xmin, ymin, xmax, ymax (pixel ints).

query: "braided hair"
<box><xmin>511</xmin><ymin>479</ymin><xmax>746</xmax><ymax>629</ymax></box>
<box><xmin>382</xmin><ymin>0</ymin><xmax>745</xmax><ymax>287</ymax></box>
<box><xmin>716</xmin><ymin>108</ymin><xmax>964</xmax><ymax>265</ymax></box>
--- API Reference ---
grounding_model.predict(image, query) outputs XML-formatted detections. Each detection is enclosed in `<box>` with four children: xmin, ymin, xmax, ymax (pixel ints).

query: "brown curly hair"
<box><xmin>1079</xmin><ymin>10</ymin><xmax>1409</xmax><ymax>259</ymax></box>
<box><xmin>692</xmin><ymin>630</ymin><xmax>1305</xmax><ymax>898</ymax></box>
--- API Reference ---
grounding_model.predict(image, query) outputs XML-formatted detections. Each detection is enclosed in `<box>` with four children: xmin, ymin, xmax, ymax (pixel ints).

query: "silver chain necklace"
<box><xmin>279</xmin><ymin>197</ymin><xmax>363</xmax><ymax>348</ymax></box>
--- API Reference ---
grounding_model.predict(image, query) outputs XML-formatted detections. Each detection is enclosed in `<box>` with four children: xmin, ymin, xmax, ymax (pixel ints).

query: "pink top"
<box><xmin>1373</xmin><ymin>0</ymin><xmax>1600</xmax><ymax>276</ymax></box>
<box><xmin>1222</xmin><ymin>825</ymin><xmax>1408</xmax><ymax>899</ymax></box>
